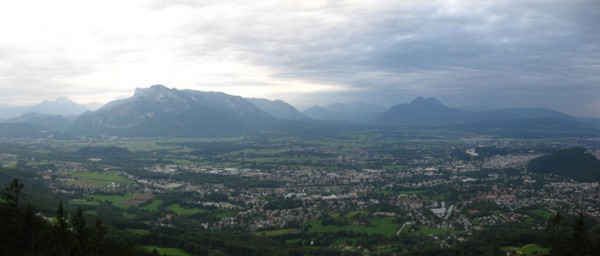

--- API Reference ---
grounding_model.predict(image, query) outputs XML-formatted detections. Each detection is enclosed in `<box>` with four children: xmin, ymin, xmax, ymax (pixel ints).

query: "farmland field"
<box><xmin>308</xmin><ymin>217</ymin><xmax>399</xmax><ymax>236</ymax></box>
<box><xmin>139</xmin><ymin>199</ymin><xmax>163</xmax><ymax>211</ymax></box>
<box><xmin>122</xmin><ymin>194</ymin><xmax>154</xmax><ymax>206</ymax></box>
<box><xmin>91</xmin><ymin>194</ymin><xmax>136</xmax><ymax>208</ymax></box>
<box><xmin>167</xmin><ymin>204</ymin><xmax>208</xmax><ymax>215</ymax></box>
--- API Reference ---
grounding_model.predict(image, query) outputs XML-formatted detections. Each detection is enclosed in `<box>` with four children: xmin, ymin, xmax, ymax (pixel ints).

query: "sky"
<box><xmin>0</xmin><ymin>0</ymin><xmax>599</xmax><ymax>116</ymax></box>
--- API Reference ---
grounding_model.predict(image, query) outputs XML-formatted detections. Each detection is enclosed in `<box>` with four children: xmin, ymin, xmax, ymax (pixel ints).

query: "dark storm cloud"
<box><xmin>169</xmin><ymin>0</ymin><xmax>599</xmax><ymax>115</ymax></box>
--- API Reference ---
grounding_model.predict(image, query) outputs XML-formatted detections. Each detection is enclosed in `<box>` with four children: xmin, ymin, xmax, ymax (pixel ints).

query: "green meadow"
<box><xmin>90</xmin><ymin>194</ymin><xmax>136</xmax><ymax>208</ymax></box>
<box><xmin>308</xmin><ymin>217</ymin><xmax>399</xmax><ymax>236</ymax></box>
<box><xmin>141</xmin><ymin>246</ymin><xmax>191</xmax><ymax>256</ymax></box>
<box><xmin>501</xmin><ymin>243</ymin><xmax>551</xmax><ymax>256</ymax></box>
<box><xmin>65</xmin><ymin>171</ymin><xmax>134</xmax><ymax>187</ymax></box>
<box><xmin>167</xmin><ymin>204</ymin><xmax>208</xmax><ymax>215</ymax></box>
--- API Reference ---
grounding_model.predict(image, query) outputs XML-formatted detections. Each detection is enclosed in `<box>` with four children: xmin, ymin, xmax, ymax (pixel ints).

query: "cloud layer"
<box><xmin>0</xmin><ymin>0</ymin><xmax>598</xmax><ymax>116</ymax></box>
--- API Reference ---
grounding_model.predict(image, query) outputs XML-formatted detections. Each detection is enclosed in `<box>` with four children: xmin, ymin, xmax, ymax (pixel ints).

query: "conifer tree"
<box><xmin>569</xmin><ymin>210</ymin><xmax>592</xmax><ymax>256</ymax></box>
<box><xmin>2</xmin><ymin>178</ymin><xmax>24</xmax><ymax>210</ymax></box>
<box><xmin>56</xmin><ymin>200</ymin><xmax>70</xmax><ymax>254</ymax></box>
<box><xmin>72</xmin><ymin>206</ymin><xmax>87</xmax><ymax>255</ymax></box>
<box><xmin>545</xmin><ymin>212</ymin><xmax>566</xmax><ymax>255</ymax></box>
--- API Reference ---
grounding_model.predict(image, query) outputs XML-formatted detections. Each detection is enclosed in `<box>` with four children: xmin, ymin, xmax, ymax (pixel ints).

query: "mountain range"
<box><xmin>376</xmin><ymin>96</ymin><xmax>573</xmax><ymax>126</ymax></box>
<box><xmin>5</xmin><ymin>112</ymin><xmax>74</xmax><ymax>131</ymax></box>
<box><xmin>0</xmin><ymin>97</ymin><xmax>100</xmax><ymax>119</ymax></box>
<box><xmin>71</xmin><ymin>85</ymin><xmax>276</xmax><ymax>137</ymax></box>
<box><xmin>1</xmin><ymin>85</ymin><xmax>598</xmax><ymax>138</ymax></box>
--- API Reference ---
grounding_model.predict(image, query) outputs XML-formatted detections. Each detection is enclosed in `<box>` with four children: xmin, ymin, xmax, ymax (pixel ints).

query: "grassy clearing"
<box><xmin>30</xmin><ymin>160</ymin><xmax>51</xmax><ymax>166</ymax></box>
<box><xmin>141</xmin><ymin>246</ymin><xmax>191</xmax><ymax>256</ymax></box>
<box><xmin>167</xmin><ymin>204</ymin><xmax>208</xmax><ymax>215</ymax></box>
<box><xmin>140</xmin><ymin>199</ymin><xmax>163</xmax><ymax>211</ymax></box>
<box><xmin>91</xmin><ymin>194</ymin><xmax>135</xmax><ymax>208</ymax></box>
<box><xmin>382</xmin><ymin>165</ymin><xmax>404</xmax><ymax>171</ymax></box>
<box><xmin>122</xmin><ymin>194</ymin><xmax>154</xmax><ymax>206</ymax></box>
<box><xmin>55</xmin><ymin>139</ymin><xmax>195</xmax><ymax>153</ymax></box>
<box><xmin>527</xmin><ymin>208</ymin><xmax>554</xmax><ymax>219</ymax></box>
<box><xmin>66</xmin><ymin>171</ymin><xmax>134</xmax><ymax>187</ymax></box>
<box><xmin>345</xmin><ymin>210</ymin><xmax>368</xmax><ymax>218</ymax></box>
<box><xmin>501</xmin><ymin>243</ymin><xmax>551</xmax><ymax>256</ymax></box>
<box><xmin>215</xmin><ymin>210</ymin><xmax>237</xmax><ymax>219</ymax></box>
<box><xmin>400</xmin><ymin>223</ymin><xmax>413</xmax><ymax>234</ymax></box>
<box><xmin>309</xmin><ymin>217</ymin><xmax>399</xmax><ymax>236</ymax></box>
<box><xmin>2</xmin><ymin>162</ymin><xmax>17</xmax><ymax>169</ymax></box>
<box><xmin>521</xmin><ymin>244</ymin><xmax>551</xmax><ymax>255</ymax></box>
<box><xmin>285</xmin><ymin>238</ymin><xmax>302</xmax><ymax>244</ymax></box>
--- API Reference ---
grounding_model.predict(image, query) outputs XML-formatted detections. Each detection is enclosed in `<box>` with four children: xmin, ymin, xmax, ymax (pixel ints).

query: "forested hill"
<box><xmin>527</xmin><ymin>148</ymin><xmax>600</xmax><ymax>182</ymax></box>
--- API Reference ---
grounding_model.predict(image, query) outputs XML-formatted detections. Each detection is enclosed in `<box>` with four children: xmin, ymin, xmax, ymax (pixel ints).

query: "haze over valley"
<box><xmin>1</xmin><ymin>1</ymin><xmax>599</xmax><ymax>255</ymax></box>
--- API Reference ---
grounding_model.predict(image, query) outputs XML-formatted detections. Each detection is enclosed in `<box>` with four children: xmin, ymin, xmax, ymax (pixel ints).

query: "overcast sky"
<box><xmin>0</xmin><ymin>0</ymin><xmax>599</xmax><ymax>116</ymax></box>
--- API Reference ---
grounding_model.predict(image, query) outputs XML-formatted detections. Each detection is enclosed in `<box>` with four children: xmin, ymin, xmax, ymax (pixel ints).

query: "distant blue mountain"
<box><xmin>377</xmin><ymin>97</ymin><xmax>476</xmax><ymax>125</ymax></box>
<box><xmin>0</xmin><ymin>122</ymin><xmax>73</xmax><ymax>139</ymax></box>
<box><xmin>6</xmin><ymin>112</ymin><xmax>74</xmax><ymax>131</ymax></box>
<box><xmin>0</xmin><ymin>97</ymin><xmax>94</xmax><ymax>119</ymax></box>
<box><xmin>480</xmin><ymin>108</ymin><xmax>571</xmax><ymax>120</ymax></box>
<box><xmin>28</xmin><ymin>97</ymin><xmax>90</xmax><ymax>116</ymax></box>
<box><xmin>377</xmin><ymin>96</ymin><xmax>577</xmax><ymax>126</ymax></box>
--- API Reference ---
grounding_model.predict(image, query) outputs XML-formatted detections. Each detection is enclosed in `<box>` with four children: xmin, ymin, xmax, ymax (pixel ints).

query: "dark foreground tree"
<box><xmin>568</xmin><ymin>210</ymin><xmax>594</xmax><ymax>256</ymax></box>
<box><xmin>546</xmin><ymin>211</ymin><xmax>600</xmax><ymax>256</ymax></box>
<box><xmin>0</xmin><ymin>179</ymin><xmax>152</xmax><ymax>256</ymax></box>
<box><xmin>545</xmin><ymin>212</ymin><xmax>567</xmax><ymax>255</ymax></box>
<box><xmin>2</xmin><ymin>178</ymin><xmax>24</xmax><ymax>209</ymax></box>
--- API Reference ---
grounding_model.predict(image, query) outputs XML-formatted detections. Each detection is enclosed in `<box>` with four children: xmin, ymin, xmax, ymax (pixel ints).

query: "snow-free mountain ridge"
<box><xmin>1</xmin><ymin>85</ymin><xmax>596</xmax><ymax>138</ymax></box>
